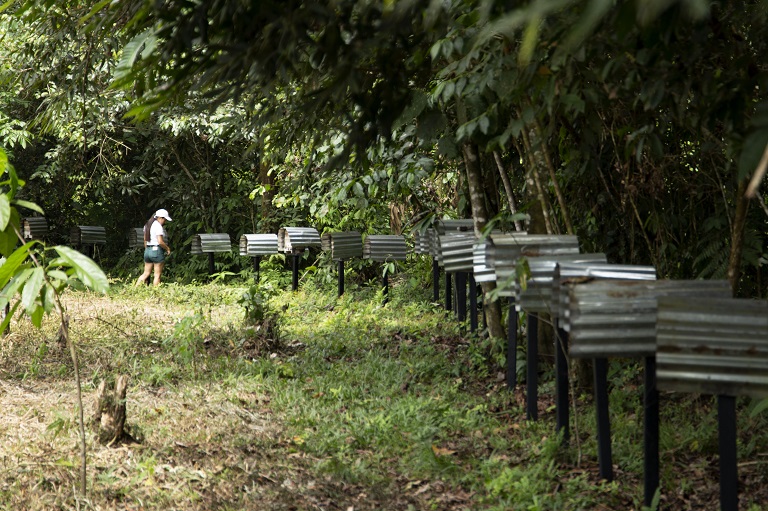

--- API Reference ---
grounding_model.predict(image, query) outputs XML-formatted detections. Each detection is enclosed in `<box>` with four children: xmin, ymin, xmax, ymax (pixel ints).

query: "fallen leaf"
<box><xmin>432</xmin><ymin>445</ymin><xmax>456</xmax><ymax>457</ymax></box>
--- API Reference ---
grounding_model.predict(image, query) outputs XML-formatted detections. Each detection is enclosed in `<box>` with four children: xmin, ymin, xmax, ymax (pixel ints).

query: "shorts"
<box><xmin>144</xmin><ymin>246</ymin><xmax>166</xmax><ymax>264</ymax></box>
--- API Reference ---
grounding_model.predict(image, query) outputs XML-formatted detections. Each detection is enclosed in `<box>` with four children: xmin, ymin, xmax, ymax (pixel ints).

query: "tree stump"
<box><xmin>92</xmin><ymin>375</ymin><xmax>130</xmax><ymax>445</ymax></box>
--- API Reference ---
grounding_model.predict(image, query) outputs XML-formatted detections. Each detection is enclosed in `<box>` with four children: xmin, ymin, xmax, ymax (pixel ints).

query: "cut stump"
<box><xmin>92</xmin><ymin>374</ymin><xmax>130</xmax><ymax>445</ymax></box>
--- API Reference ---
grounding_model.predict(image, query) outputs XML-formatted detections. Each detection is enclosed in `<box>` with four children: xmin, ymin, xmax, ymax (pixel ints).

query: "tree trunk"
<box><xmin>258</xmin><ymin>156</ymin><xmax>276</xmax><ymax>232</ymax></box>
<box><xmin>727</xmin><ymin>178</ymin><xmax>750</xmax><ymax>295</ymax></box>
<box><xmin>493</xmin><ymin>150</ymin><xmax>524</xmax><ymax>231</ymax></box>
<box><xmin>462</xmin><ymin>140</ymin><xmax>505</xmax><ymax>341</ymax></box>
<box><xmin>534</xmin><ymin>116</ymin><xmax>574</xmax><ymax>234</ymax></box>
<box><xmin>92</xmin><ymin>375</ymin><xmax>130</xmax><ymax>445</ymax></box>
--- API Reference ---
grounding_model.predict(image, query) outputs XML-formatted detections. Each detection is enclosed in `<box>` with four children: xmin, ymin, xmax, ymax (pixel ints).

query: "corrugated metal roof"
<box><xmin>426</xmin><ymin>228</ymin><xmax>440</xmax><ymax>258</ymax></box>
<box><xmin>128</xmin><ymin>228</ymin><xmax>144</xmax><ymax>248</ymax></box>
<box><xmin>656</xmin><ymin>296</ymin><xmax>768</xmax><ymax>398</ymax></box>
<box><xmin>278</xmin><ymin>227</ymin><xmax>321</xmax><ymax>252</ymax></box>
<box><xmin>567</xmin><ymin>279</ymin><xmax>732</xmax><ymax>358</ymax></box>
<box><xmin>516</xmin><ymin>253</ymin><xmax>608</xmax><ymax>313</ymax></box>
<box><xmin>239</xmin><ymin>234</ymin><xmax>279</xmax><ymax>256</ymax></box>
<box><xmin>553</xmin><ymin>262</ymin><xmax>656</xmax><ymax>328</ymax></box>
<box><xmin>486</xmin><ymin>234</ymin><xmax>580</xmax><ymax>297</ymax></box>
<box><xmin>473</xmin><ymin>231</ymin><xmax>521</xmax><ymax>283</ymax></box>
<box><xmin>70</xmin><ymin>226</ymin><xmax>106</xmax><ymax>245</ymax></box>
<box><xmin>23</xmin><ymin>217</ymin><xmax>48</xmax><ymax>240</ymax></box>
<box><xmin>434</xmin><ymin>219</ymin><xmax>474</xmax><ymax>235</ymax></box>
<box><xmin>363</xmin><ymin>235</ymin><xmax>408</xmax><ymax>262</ymax></box>
<box><xmin>321</xmin><ymin>231</ymin><xmax>363</xmax><ymax>260</ymax></box>
<box><xmin>440</xmin><ymin>233</ymin><xmax>476</xmax><ymax>272</ymax></box>
<box><xmin>413</xmin><ymin>230</ymin><xmax>430</xmax><ymax>255</ymax></box>
<box><xmin>191</xmin><ymin>233</ymin><xmax>232</xmax><ymax>254</ymax></box>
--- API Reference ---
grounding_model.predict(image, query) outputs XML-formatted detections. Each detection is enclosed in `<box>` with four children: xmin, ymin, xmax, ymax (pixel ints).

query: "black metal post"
<box><xmin>555</xmin><ymin>327</ymin><xmax>570</xmax><ymax>444</ymax></box>
<box><xmin>382</xmin><ymin>271</ymin><xmax>389</xmax><ymax>305</ymax></box>
<box><xmin>506</xmin><ymin>297</ymin><xmax>517</xmax><ymax>389</ymax></box>
<box><xmin>718</xmin><ymin>395</ymin><xmax>738</xmax><ymax>511</ymax></box>
<box><xmin>469</xmin><ymin>275</ymin><xmax>478</xmax><ymax>333</ymax></box>
<box><xmin>445</xmin><ymin>272</ymin><xmax>453</xmax><ymax>312</ymax></box>
<box><xmin>337</xmin><ymin>259</ymin><xmax>345</xmax><ymax>297</ymax></box>
<box><xmin>644</xmin><ymin>355</ymin><xmax>660</xmax><ymax>508</ymax></box>
<box><xmin>252</xmin><ymin>256</ymin><xmax>261</xmax><ymax>283</ymax></box>
<box><xmin>526</xmin><ymin>312</ymin><xmax>539</xmax><ymax>421</ymax></box>
<box><xmin>2</xmin><ymin>302</ymin><xmax>9</xmax><ymax>336</ymax></box>
<box><xmin>207</xmin><ymin>252</ymin><xmax>215</xmax><ymax>275</ymax></box>
<box><xmin>432</xmin><ymin>258</ymin><xmax>440</xmax><ymax>303</ymax></box>
<box><xmin>291</xmin><ymin>252</ymin><xmax>300</xmax><ymax>291</ymax></box>
<box><xmin>594</xmin><ymin>357</ymin><xmax>613</xmax><ymax>481</ymax></box>
<box><xmin>455</xmin><ymin>272</ymin><xmax>467</xmax><ymax>324</ymax></box>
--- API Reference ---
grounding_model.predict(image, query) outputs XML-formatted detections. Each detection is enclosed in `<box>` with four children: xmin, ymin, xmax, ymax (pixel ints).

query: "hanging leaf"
<box><xmin>0</xmin><ymin>242</ymin><xmax>35</xmax><ymax>290</ymax></box>
<box><xmin>0</xmin><ymin>194</ymin><xmax>10</xmax><ymax>231</ymax></box>
<box><xmin>21</xmin><ymin>267</ymin><xmax>45</xmax><ymax>314</ymax></box>
<box><xmin>53</xmin><ymin>246</ymin><xmax>109</xmax><ymax>294</ymax></box>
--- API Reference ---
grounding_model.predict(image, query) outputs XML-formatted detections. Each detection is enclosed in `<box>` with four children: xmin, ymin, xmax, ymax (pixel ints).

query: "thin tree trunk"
<box><xmin>462</xmin><ymin>141</ymin><xmax>505</xmax><ymax>341</ymax></box>
<box><xmin>727</xmin><ymin>178</ymin><xmax>750</xmax><ymax>295</ymax></box>
<box><xmin>533</xmin><ymin>117</ymin><xmax>574</xmax><ymax>234</ymax></box>
<box><xmin>59</xmin><ymin>313</ymin><xmax>87</xmax><ymax>495</ymax></box>
<box><xmin>520</xmin><ymin>130</ymin><xmax>554</xmax><ymax>234</ymax></box>
<box><xmin>258</xmin><ymin>156</ymin><xmax>276</xmax><ymax>232</ymax></box>
<box><xmin>492</xmin><ymin>151</ymin><xmax>524</xmax><ymax>231</ymax></box>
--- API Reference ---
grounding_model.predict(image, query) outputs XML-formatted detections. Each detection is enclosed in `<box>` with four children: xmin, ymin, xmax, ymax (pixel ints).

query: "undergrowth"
<box><xmin>0</xmin><ymin>276</ymin><xmax>766</xmax><ymax>510</ymax></box>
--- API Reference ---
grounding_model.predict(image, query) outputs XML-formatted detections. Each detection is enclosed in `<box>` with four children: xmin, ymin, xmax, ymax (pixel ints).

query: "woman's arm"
<box><xmin>156</xmin><ymin>234</ymin><xmax>171</xmax><ymax>255</ymax></box>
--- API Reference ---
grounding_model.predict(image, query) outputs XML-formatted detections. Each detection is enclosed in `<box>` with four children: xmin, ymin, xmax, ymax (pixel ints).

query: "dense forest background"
<box><xmin>0</xmin><ymin>0</ymin><xmax>766</xmax><ymax>297</ymax></box>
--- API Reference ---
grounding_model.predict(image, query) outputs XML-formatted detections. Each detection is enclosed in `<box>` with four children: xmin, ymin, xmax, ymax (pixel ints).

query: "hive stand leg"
<box><xmin>455</xmin><ymin>272</ymin><xmax>467</xmax><ymax>324</ymax></box>
<box><xmin>252</xmin><ymin>256</ymin><xmax>261</xmax><ymax>283</ymax></box>
<box><xmin>1</xmin><ymin>302</ymin><xmax>8</xmax><ymax>336</ymax></box>
<box><xmin>594</xmin><ymin>357</ymin><xmax>613</xmax><ymax>481</ymax></box>
<box><xmin>718</xmin><ymin>394</ymin><xmax>738</xmax><ymax>511</ymax></box>
<box><xmin>291</xmin><ymin>252</ymin><xmax>300</xmax><ymax>291</ymax></box>
<box><xmin>445</xmin><ymin>272</ymin><xmax>452</xmax><ymax>312</ymax></box>
<box><xmin>207</xmin><ymin>252</ymin><xmax>215</xmax><ymax>276</ymax></box>
<box><xmin>382</xmin><ymin>271</ymin><xmax>389</xmax><ymax>305</ymax></box>
<box><xmin>337</xmin><ymin>260</ymin><xmax>345</xmax><ymax>297</ymax></box>
<box><xmin>432</xmin><ymin>258</ymin><xmax>440</xmax><ymax>303</ymax></box>
<box><xmin>506</xmin><ymin>297</ymin><xmax>517</xmax><ymax>389</ymax></box>
<box><xmin>644</xmin><ymin>355</ymin><xmax>660</xmax><ymax>508</ymax></box>
<box><xmin>555</xmin><ymin>326</ymin><xmax>570</xmax><ymax>444</ymax></box>
<box><xmin>469</xmin><ymin>275</ymin><xmax>478</xmax><ymax>334</ymax></box>
<box><xmin>526</xmin><ymin>312</ymin><xmax>539</xmax><ymax>421</ymax></box>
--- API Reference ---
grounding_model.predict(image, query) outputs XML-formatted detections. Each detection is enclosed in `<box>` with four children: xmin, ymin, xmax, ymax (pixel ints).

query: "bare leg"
<box><xmin>153</xmin><ymin>262</ymin><xmax>165</xmax><ymax>286</ymax></box>
<box><xmin>135</xmin><ymin>262</ymin><xmax>153</xmax><ymax>286</ymax></box>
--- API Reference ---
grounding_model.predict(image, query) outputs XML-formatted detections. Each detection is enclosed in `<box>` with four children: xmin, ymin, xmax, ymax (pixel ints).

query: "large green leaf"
<box><xmin>12</xmin><ymin>200</ymin><xmax>44</xmax><ymax>215</ymax></box>
<box><xmin>53</xmin><ymin>246</ymin><xmax>108</xmax><ymax>294</ymax></box>
<box><xmin>21</xmin><ymin>266</ymin><xmax>44</xmax><ymax>314</ymax></box>
<box><xmin>0</xmin><ymin>194</ymin><xmax>10</xmax><ymax>231</ymax></box>
<box><xmin>0</xmin><ymin>301</ymin><xmax>20</xmax><ymax>336</ymax></box>
<box><xmin>0</xmin><ymin>242</ymin><xmax>34</xmax><ymax>290</ymax></box>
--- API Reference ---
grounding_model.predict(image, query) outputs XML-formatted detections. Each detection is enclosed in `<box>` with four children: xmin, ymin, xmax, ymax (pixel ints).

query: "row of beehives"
<box><xmin>418</xmin><ymin>218</ymin><xmax>768</xmax><ymax>398</ymax></box>
<box><xmin>128</xmin><ymin>226</ymin><xmax>410</xmax><ymax>262</ymax></box>
<box><xmin>421</xmin><ymin>218</ymin><xmax>768</xmax><ymax>510</ymax></box>
<box><xmin>21</xmin><ymin>218</ymin><xmax>108</xmax><ymax>246</ymax></box>
<box><xmin>22</xmin><ymin>218</ymin><xmax>407</xmax><ymax>263</ymax></box>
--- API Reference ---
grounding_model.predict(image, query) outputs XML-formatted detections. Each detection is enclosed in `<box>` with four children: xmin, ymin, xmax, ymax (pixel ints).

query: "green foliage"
<box><xmin>237</xmin><ymin>285</ymin><xmax>269</xmax><ymax>325</ymax></box>
<box><xmin>164</xmin><ymin>311</ymin><xmax>204</xmax><ymax>375</ymax></box>
<box><xmin>0</xmin><ymin>148</ymin><xmax>108</xmax><ymax>332</ymax></box>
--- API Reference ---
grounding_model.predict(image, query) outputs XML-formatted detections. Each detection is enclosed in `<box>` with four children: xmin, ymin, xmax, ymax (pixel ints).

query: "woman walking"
<box><xmin>135</xmin><ymin>208</ymin><xmax>172</xmax><ymax>286</ymax></box>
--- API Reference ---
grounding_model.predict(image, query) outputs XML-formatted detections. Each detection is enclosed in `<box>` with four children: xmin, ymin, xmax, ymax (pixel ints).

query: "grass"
<box><xmin>0</xmin><ymin>275</ymin><xmax>766</xmax><ymax>510</ymax></box>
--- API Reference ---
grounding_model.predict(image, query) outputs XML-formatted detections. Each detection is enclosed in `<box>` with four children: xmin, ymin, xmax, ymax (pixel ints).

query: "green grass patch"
<box><xmin>0</xmin><ymin>279</ymin><xmax>766</xmax><ymax>510</ymax></box>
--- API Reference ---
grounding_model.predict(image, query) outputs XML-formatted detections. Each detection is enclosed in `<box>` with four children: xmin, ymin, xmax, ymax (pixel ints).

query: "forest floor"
<box><xmin>0</xmin><ymin>281</ymin><xmax>766</xmax><ymax>510</ymax></box>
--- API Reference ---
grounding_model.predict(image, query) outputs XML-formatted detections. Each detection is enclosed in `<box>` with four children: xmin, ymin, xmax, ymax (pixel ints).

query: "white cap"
<box><xmin>155</xmin><ymin>209</ymin><xmax>172</xmax><ymax>221</ymax></box>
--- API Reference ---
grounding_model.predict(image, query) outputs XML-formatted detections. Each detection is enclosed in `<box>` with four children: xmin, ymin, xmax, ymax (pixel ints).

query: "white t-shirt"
<box><xmin>147</xmin><ymin>220</ymin><xmax>166</xmax><ymax>247</ymax></box>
